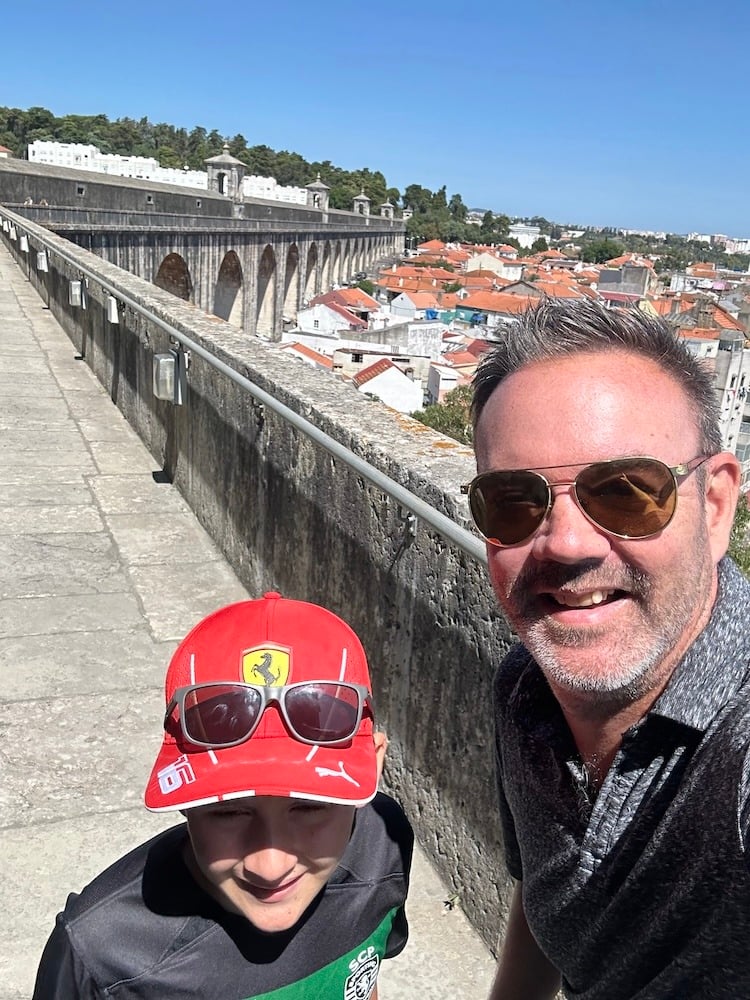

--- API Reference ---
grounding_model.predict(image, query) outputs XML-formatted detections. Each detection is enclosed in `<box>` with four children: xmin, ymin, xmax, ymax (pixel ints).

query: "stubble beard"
<box><xmin>502</xmin><ymin>544</ymin><xmax>714</xmax><ymax>710</ymax></box>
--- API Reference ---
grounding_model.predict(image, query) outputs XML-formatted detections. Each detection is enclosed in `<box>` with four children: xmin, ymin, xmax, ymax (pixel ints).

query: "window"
<box><xmin>196</xmin><ymin>199</ymin><xmax>202</xmax><ymax>208</ymax></box>
<box><xmin>352</xmin><ymin>353</ymin><xmax>363</xmax><ymax>363</ymax></box>
<box><xmin>313</xmin><ymin>320</ymin><xmax>319</xmax><ymax>329</ymax></box>
<box><xmin>76</xmin><ymin>185</ymin><xmax>85</xmax><ymax>196</ymax></box>
<box><xmin>146</xmin><ymin>194</ymin><xmax>154</xmax><ymax>205</ymax></box>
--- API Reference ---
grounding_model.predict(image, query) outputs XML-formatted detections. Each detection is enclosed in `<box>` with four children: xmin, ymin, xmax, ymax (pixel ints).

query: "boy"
<box><xmin>34</xmin><ymin>592</ymin><xmax>413</xmax><ymax>999</ymax></box>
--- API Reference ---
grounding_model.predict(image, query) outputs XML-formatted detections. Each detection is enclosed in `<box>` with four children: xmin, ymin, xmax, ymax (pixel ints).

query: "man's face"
<box><xmin>185</xmin><ymin>795</ymin><xmax>357</xmax><ymax>933</ymax></box>
<box><xmin>474</xmin><ymin>350</ymin><xmax>736</xmax><ymax>705</ymax></box>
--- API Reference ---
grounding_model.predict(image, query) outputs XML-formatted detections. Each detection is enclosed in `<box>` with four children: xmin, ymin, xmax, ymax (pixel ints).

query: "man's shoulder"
<box><xmin>493</xmin><ymin>641</ymin><xmax>536</xmax><ymax>704</ymax></box>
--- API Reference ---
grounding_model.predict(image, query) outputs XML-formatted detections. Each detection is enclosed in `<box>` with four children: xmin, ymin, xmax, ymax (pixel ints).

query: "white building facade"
<box><xmin>27</xmin><ymin>140</ymin><xmax>307</xmax><ymax>203</ymax></box>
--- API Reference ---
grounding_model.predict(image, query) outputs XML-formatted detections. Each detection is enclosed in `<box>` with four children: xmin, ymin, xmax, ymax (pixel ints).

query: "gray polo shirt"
<box><xmin>494</xmin><ymin>557</ymin><xmax>750</xmax><ymax>999</ymax></box>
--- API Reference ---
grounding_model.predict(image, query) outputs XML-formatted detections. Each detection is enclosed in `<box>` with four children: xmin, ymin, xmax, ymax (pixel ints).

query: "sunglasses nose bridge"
<box><xmin>531</xmin><ymin>477</ymin><xmax>614</xmax><ymax>553</ymax></box>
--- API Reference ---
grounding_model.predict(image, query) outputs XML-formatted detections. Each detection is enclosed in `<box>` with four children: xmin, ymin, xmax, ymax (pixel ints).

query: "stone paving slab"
<box><xmin>0</xmin><ymin>532</ymin><xmax>127</xmax><ymax>599</ymax></box>
<box><xmin>0</xmin><ymin>481</ymin><xmax>93</xmax><ymax>507</ymax></box>
<box><xmin>0</xmin><ymin>240</ymin><xmax>496</xmax><ymax>999</ymax></box>
<box><xmin>89</xmin><ymin>438</ymin><xmax>166</xmax><ymax>476</ymax></box>
<box><xmin>0</xmin><ymin>591</ymin><xmax>146</xmax><ymax>638</ymax></box>
<box><xmin>88</xmin><ymin>473</ymin><xmax>193</xmax><ymax>515</ymax></box>
<box><xmin>0</xmin><ymin>629</ymin><xmax>177</xmax><ymax>700</ymax></box>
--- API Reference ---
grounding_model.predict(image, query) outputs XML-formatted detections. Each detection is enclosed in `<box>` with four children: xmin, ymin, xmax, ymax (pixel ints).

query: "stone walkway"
<box><xmin>0</xmin><ymin>241</ymin><xmax>495</xmax><ymax>999</ymax></box>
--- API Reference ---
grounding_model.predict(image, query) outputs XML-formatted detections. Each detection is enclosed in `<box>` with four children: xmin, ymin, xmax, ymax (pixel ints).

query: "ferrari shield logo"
<box><xmin>241</xmin><ymin>644</ymin><xmax>291</xmax><ymax>687</ymax></box>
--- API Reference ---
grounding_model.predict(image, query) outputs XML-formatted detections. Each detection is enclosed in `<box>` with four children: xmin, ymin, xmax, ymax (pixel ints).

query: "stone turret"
<box><xmin>306</xmin><ymin>173</ymin><xmax>330</xmax><ymax>211</ymax></box>
<box><xmin>353</xmin><ymin>189</ymin><xmax>371</xmax><ymax>216</ymax></box>
<box><xmin>205</xmin><ymin>144</ymin><xmax>246</xmax><ymax>203</ymax></box>
<box><xmin>380</xmin><ymin>200</ymin><xmax>394</xmax><ymax>220</ymax></box>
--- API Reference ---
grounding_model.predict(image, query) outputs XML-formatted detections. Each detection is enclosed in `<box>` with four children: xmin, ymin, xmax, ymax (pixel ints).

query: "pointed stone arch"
<box><xmin>321</xmin><ymin>242</ymin><xmax>332</xmax><ymax>291</ymax></box>
<box><xmin>282</xmin><ymin>243</ymin><xmax>300</xmax><ymax>326</ymax></box>
<box><xmin>214</xmin><ymin>251</ymin><xmax>244</xmax><ymax>327</ymax></box>
<box><xmin>154</xmin><ymin>253</ymin><xmax>193</xmax><ymax>301</ymax></box>
<box><xmin>304</xmin><ymin>243</ymin><xmax>318</xmax><ymax>302</ymax></box>
<box><xmin>256</xmin><ymin>245</ymin><xmax>277</xmax><ymax>339</ymax></box>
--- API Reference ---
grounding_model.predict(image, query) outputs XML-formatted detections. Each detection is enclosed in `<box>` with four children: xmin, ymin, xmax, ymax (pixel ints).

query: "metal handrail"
<box><xmin>0</xmin><ymin>205</ymin><xmax>487</xmax><ymax>566</ymax></box>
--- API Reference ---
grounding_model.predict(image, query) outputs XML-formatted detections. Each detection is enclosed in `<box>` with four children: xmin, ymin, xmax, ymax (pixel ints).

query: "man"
<box><xmin>463</xmin><ymin>298</ymin><xmax>749</xmax><ymax>999</ymax></box>
<box><xmin>34</xmin><ymin>592</ymin><xmax>412</xmax><ymax>999</ymax></box>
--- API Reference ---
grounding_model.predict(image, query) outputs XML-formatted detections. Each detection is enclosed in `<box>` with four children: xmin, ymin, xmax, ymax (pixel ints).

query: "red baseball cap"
<box><xmin>144</xmin><ymin>593</ymin><xmax>378</xmax><ymax>811</ymax></box>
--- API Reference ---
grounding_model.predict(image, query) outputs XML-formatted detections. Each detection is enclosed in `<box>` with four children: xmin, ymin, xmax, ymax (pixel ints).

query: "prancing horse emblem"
<box><xmin>241</xmin><ymin>644</ymin><xmax>291</xmax><ymax>687</ymax></box>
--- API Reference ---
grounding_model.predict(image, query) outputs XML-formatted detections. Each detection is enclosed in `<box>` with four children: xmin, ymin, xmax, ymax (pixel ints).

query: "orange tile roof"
<box><xmin>711</xmin><ymin>306</ymin><xmax>744</xmax><ymax>331</ymax></box>
<box><xmin>353</xmin><ymin>358</ymin><xmax>398</xmax><ymax>387</ymax></box>
<box><xmin>461</xmin><ymin>291</ymin><xmax>535</xmax><ymax>314</ymax></box>
<box><xmin>281</xmin><ymin>343</ymin><xmax>334</xmax><ymax>367</ymax></box>
<box><xmin>648</xmin><ymin>296</ymin><xmax>695</xmax><ymax>316</ymax></box>
<box><xmin>440</xmin><ymin>293</ymin><xmax>461</xmax><ymax>308</ymax></box>
<box><xmin>325</xmin><ymin>287</ymin><xmax>379</xmax><ymax>310</ymax></box>
<box><xmin>532</xmin><ymin>281</ymin><xmax>585</xmax><ymax>299</ymax></box>
<box><xmin>402</xmin><ymin>290</ymin><xmax>441</xmax><ymax>309</ymax></box>
<box><xmin>308</xmin><ymin>297</ymin><xmax>367</xmax><ymax>328</ymax></box>
<box><xmin>443</xmin><ymin>350</ymin><xmax>479</xmax><ymax>367</ymax></box>
<box><xmin>464</xmin><ymin>338</ymin><xmax>494</xmax><ymax>359</ymax></box>
<box><xmin>604</xmin><ymin>253</ymin><xmax>656</xmax><ymax>271</ymax></box>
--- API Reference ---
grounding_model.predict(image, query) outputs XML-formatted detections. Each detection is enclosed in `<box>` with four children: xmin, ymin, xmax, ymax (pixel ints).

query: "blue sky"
<box><xmin>1</xmin><ymin>0</ymin><xmax>747</xmax><ymax>235</ymax></box>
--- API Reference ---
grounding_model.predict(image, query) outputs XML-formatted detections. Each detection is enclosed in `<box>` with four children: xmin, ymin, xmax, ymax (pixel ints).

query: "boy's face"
<box><xmin>184</xmin><ymin>796</ymin><xmax>358</xmax><ymax>934</ymax></box>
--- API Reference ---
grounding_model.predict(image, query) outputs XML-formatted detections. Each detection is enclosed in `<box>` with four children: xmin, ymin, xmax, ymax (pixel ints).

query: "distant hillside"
<box><xmin>0</xmin><ymin>105</ymin><xmax>401</xmax><ymax>213</ymax></box>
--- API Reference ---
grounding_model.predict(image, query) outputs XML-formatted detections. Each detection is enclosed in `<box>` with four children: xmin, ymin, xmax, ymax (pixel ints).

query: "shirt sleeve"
<box><xmin>32</xmin><ymin>914</ymin><xmax>103</xmax><ymax>1000</ymax></box>
<box><xmin>741</xmin><ymin>743</ymin><xmax>750</xmax><ymax>870</ymax></box>
<box><xmin>378</xmin><ymin>793</ymin><xmax>414</xmax><ymax>960</ymax></box>
<box><xmin>493</xmin><ymin>653</ymin><xmax>525</xmax><ymax>881</ymax></box>
<box><xmin>384</xmin><ymin>903</ymin><xmax>410</xmax><ymax>959</ymax></box>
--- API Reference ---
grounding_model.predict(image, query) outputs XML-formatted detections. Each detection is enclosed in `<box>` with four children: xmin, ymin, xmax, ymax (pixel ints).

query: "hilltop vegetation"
<box><xmin>0</xmin><ymin>105</ymin><xmax>517</xmax><ymax>241</ymax></box>
<box><xmin>3</xmin><ymin>106</ymin><xmax>748</xmax><ymax>267</ymax></box>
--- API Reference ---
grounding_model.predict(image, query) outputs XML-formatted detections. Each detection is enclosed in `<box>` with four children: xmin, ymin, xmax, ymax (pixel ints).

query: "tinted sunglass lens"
<box><xmin>576</xmin><ymin>459</ymin><xmax>676</xmax><ymax>537</ymax></box>
<box><xmin>471</xmin><ymin>471</ymin><xmax>550</xmax><ymax>545</ymax></box>
<box><xmin>285</xmin><ymin>683</ymin><xmax>360</xmax><ymax>743</ymax></box>
<box><xmin>183</xmin><ymin>684</ymin><xmax>262</xmax><ymax>746</ymax></box>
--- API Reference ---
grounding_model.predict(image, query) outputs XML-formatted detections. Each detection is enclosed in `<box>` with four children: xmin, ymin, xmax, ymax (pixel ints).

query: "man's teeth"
<box><xmin>555</xmin><ymin>589</ymin><xmax>615</xmax><ymax>608</ymax></box>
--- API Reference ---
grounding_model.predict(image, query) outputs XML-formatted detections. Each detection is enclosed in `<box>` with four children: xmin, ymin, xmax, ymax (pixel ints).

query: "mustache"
<box><xmin>508</xmin><ymin>560</ymin><xmax>651</xmax><ymax>605</ymax></box>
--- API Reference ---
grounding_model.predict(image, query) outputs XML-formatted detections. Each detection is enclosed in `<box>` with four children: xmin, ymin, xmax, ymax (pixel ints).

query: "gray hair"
<box><xmin>471</xmin><ymin>298</ymin><xmax>722</xmax><ymax>454</ymax></box>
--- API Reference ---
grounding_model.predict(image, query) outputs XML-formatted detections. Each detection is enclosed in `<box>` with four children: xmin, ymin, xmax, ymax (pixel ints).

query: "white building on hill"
<box><xmin>26</xmin><ymin>140</ymin><xmax>307</xmax><ymax>203</ymax></box>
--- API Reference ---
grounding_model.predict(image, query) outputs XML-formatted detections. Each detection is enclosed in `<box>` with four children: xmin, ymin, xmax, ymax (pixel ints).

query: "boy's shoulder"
<box><xmin>334</xmin><ymin>791</ymin><xmax>413</xmax><ymax>885</ymax></box>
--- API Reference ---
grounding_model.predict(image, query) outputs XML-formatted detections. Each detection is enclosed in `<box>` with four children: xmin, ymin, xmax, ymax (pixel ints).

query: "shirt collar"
<box><xmin>650</xmin><ymin>558</ymin><xmax>750</xmax><ymax>731</ymax></box>
<box><xmin>508</xmin><ymin>558</ymin><xmax>750</xmax><ymax>739</ymax></box>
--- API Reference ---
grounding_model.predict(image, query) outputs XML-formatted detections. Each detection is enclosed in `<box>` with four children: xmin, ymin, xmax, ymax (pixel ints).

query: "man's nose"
<box><xmin>529</xmin><ymin>484</ymin><xmax>612</xmax><ymax>563</ymax></box>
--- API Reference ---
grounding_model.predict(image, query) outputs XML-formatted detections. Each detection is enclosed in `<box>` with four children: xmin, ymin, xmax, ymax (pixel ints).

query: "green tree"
<box><xmin>581</xmin><ymin>237</ymin><xmax>625</xmax><ymax>264</ymax></box>
<box><xmin>412</xmin><ymin>385</ymin><xmax>474</xmax><ymax>445</ymax></box>
<box><xmin>449</xmin><ymin>192</ymin><xmax>467</xmax><ymax>222</ymax></box>
<box><xmin>531</xmin><ymin>237</ymin><xmax>549</xmax><ymax>253</ymax></box>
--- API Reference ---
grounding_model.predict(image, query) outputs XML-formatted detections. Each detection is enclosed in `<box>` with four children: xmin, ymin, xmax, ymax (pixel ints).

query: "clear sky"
<box><xmin>1</xmin><ymin>0</ymin><xmax>747</xmax><ymax>236</ymax></box>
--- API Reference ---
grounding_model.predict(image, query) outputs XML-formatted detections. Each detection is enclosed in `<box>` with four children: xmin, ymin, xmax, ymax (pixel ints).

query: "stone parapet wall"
<box><xmin>0</xmin><ymin>160</ymin><xmax>405</xmax><ymax>234</ymax></box>
<box><xmin>1</xmin><ymin>211</ymin><xmax>515</xmax><ymax>952</ymax></box>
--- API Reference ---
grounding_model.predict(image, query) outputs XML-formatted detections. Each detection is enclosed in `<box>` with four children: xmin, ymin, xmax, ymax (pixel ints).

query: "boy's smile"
<box><xmin>184</xmin><ymin>796</ymin><xmax>357</xmax><ymax>933</ymax></box>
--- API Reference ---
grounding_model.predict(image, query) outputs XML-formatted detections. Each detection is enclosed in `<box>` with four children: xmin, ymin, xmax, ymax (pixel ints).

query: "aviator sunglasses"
<box><xmin>461</xmin><ymin>455</ymin><xmax>710</xmax><ymax>547</ymax></box>
<box><xmin>165</xmin><ymin>680</ymin><xmax>372</xmax><ymax>749</ymax></box>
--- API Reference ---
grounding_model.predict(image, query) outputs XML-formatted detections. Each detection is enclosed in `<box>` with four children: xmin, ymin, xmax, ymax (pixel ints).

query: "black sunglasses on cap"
<box><xmin>165</xmin><ymin>681</ymin><xmax>373</xmax><ymax>749</ymax></box>
<box><xmin>461</xmin><ymin>455</ymin><xmax>710</xmax><ymax>547</ymax></box>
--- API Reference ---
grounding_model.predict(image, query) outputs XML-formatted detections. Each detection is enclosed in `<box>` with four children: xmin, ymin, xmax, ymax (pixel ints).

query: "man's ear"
<box><xmin>373</xmin><ymin>731</ymin><xmax>388</xmax><ymax>782</ymax></box>
<box><xmin>703</xmin><ymin>452</ymin><xmax>742</xmax><ymax>563</ymax></box>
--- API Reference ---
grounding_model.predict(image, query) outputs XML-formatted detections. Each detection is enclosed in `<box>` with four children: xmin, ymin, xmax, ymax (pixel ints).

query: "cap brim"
<box><xmin>145</xmin><ymin>729</ymin><xmax>378</xmax><ymax>811</ymax></box>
